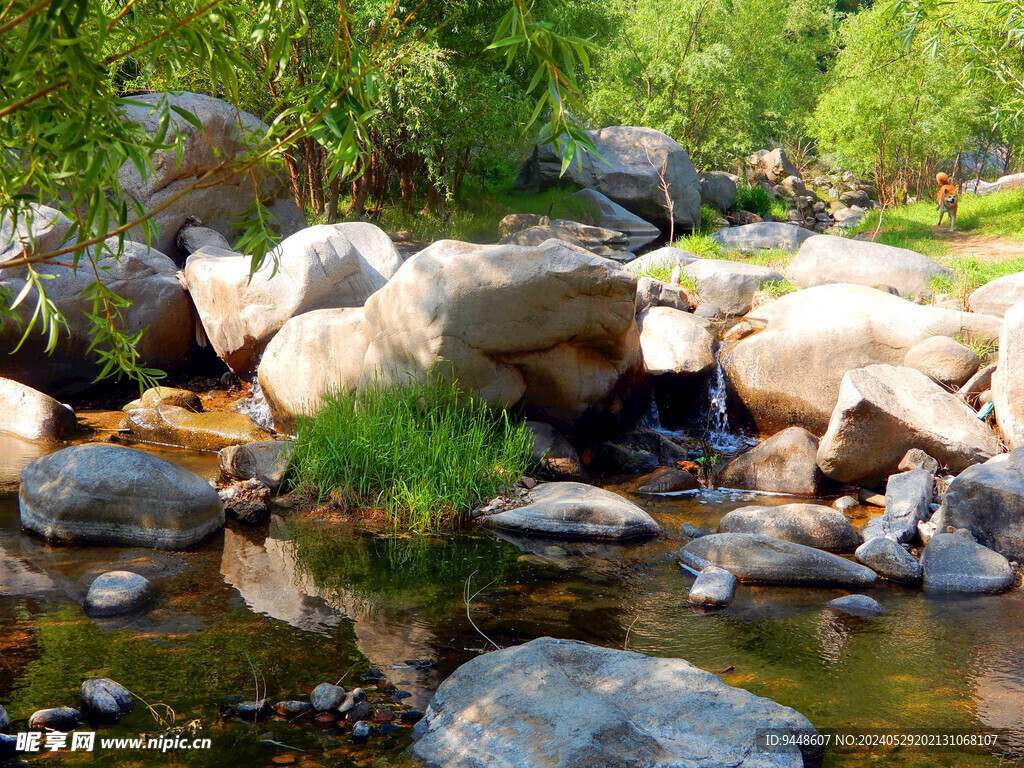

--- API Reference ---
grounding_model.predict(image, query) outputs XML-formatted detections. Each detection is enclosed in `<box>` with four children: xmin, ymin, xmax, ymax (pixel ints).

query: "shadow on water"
<box><xmin>0</xmin><ymin>438</ymin><xmax>1023</xmax><ymax>766</ymax></box>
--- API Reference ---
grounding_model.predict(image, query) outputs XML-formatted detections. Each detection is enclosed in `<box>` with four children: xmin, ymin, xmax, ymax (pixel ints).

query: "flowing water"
<box><xmin>1</xmin><ymin>442</ymin><xmax>1023</xmax><ymax>767</ymax></box>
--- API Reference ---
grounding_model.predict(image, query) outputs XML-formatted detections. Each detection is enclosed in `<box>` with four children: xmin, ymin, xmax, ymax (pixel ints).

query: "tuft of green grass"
<box><xmin>769</xmin><ymin>199</ymin><xmax>791</xmax><ymax>221</ymax></box>
<box><xmin>733</xmin><ymin>183</ymin><xmax>774</xmax><ymax>218</ymax></box>
<box><xmin>698</xmin><ymin>204</ymin><xmax>720</xmax><ymax>233</ymax></box>
<box><xmin>288</xmin><ymin>379</ymin><xmax>535</xmax><ymax>531</ymax></box>
<box><xmin>758</xmin><ymin>278</ymin><xmax>799</xmax><ymax>299</ymax></box>
<box><xmin>954</xmin><ymin>330</ymin><xmax>999</xmax><ymax>362</ymax></box>
<box><xmin>628</xmin><ymin>259</ymin><xmax>697</xmax><ymax>291</ymax></box>
<box><xmin>930</xmin><ymin>255</ymin><xmax>1024</xmax><ymax>307</ymax></box>
<box><xmin>673</xmin><ymin>232</ymin><xmax>722</xmax><ymax>258</ymax></box>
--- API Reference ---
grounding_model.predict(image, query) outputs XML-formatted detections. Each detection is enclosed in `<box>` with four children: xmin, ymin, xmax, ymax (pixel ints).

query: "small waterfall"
<box><xmin>702</xmin><ymin>358</ymin><xmax>751</xmax><ymax>454</ymax></box>
<box><xmin>640</xmin><ymin>395</ymin><xmax>662</xmax><ymax>430</ymax></box>
<box><xmin>235</xmin><ymin>377</ymin><xmax>275</xmax><ymax>432</ymax></box>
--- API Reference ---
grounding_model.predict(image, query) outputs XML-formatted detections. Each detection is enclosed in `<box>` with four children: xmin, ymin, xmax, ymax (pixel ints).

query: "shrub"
<box><xmin>288</xmin><ymin>379</ymin><xmax>535</xmax><ymax>531</ymax></box>
<box><xmin>732</xmin><ymin>183</ymin><xmax>774</xmax><ymax>218</ymax></box>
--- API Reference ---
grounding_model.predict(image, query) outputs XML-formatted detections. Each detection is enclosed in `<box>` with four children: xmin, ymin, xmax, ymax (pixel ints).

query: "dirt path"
<box><xmin>936</xmin><ymin>231</ymin><xmax>1024</xmax><ymax>262</ymax></box>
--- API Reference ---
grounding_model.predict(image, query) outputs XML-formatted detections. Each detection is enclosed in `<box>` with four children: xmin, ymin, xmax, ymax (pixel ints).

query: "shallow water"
<box><xmin>0</xmin><ymin>441</ymin><xmax>1022</xmax><ymax>767</ymax></box>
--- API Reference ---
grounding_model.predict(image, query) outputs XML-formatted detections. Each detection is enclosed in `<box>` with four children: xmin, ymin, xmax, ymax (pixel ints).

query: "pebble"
<box><xmin>272</xmin><ymin>755</ymin><xmax>298</xmax><ymax>766</ymax></box>
<box><xmin>374</xmin><ymin>709</ymin><xmax>393</xmax><ymax>723</ymax></box>
<box><xmin>235</xmin><ymin>700</ymin><xmax>273</xmax><ymax>720</ymax></box>
<box><xmin>81</xmin><ymin>678</ymin><xmax>134</xmax><ymax>722</ymax></box>
<box><xmin>346</xmin><ymin>701</ymin><xmax>373</xmax><ymax>723</ymax></box>
<box><xmin>351</xmin><ymin>721</ymin><xmax>372</xmax><ymax>742</ymax></box>
<box><xmin>28</xmin><ymin>707</ymin><xmax>81</xmax><ymax>731</ymax></box>
<box><xmin>314</xmin><ymin>712</ymin><xmax>339</xmax><ymax>724</ymax></box>
<box><xmin>833</xmin><ymin>495</ymin><xmax>858</xmax><ymax>512</ymax></box>
<box><xmin>84</xmin><ymin>571</ymin><xmax>152</xmax><ymax>617</ymax></box>
<box><xmin>337</xmin><ymin>688</ymin><xmax>365</xmax><ymax>715</ymax></box>
<box><xmin>274</xmin><ymin>701</ymin><xmax>313</xmax><ymax>718</ymax></box>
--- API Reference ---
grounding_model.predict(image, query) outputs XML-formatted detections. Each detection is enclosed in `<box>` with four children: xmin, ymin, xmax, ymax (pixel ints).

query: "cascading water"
<box><xmin>235</xmin><ymin>376</ymin><xmax>275</xmax><ymax>432</ymax></box>
<box><xmin>701</xmin><ymin>357</ymin><xmax>752</xmax><ymax>454</ymax></box>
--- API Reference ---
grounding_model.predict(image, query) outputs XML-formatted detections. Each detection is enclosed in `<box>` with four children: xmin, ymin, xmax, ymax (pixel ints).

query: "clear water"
<box><xmin>0</xmin><ymin>442</ymin><xmax>1022</xmax><ymax>767</ymax></box>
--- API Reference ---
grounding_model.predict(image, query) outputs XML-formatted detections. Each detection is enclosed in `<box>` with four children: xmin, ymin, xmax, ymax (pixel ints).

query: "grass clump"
<box><xmin>673</xmin><ymin>232</ymin><xmax>722</xmax><ymax>258</ymax></box>
<box><xmin>759</xmin><ymin>278</ymin><xmax>799</xmax><ymax>299</ymax></box>
<box><xmin>698</xmin><ymin>204</ymin><xmax>720</xmax><ymax>233</ymax></box>
<box><xmin>288</xmin><ymin>379</ymin><xmax>535</xmax><ymax>531</ymax></box>
<box><xmin>930</xmin><ymin>255</ymin><xmax>1024</xmax><ymax>307</ymax></box>
<box><xmin>629</xmin><ymin>258</ymin><xmax>698</xmax><ymax>291</ymax></box>
<box><xmin>732</xmin><ymin>183</ymin><xmax>774</xmax><ymax>218</ymax></box>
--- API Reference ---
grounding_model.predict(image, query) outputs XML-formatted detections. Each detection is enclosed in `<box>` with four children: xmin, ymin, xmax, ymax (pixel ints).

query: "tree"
<box><xmin>0</xmin><ymin>0</ymin><xmax>594</xmax><ymax>387</ymax></box>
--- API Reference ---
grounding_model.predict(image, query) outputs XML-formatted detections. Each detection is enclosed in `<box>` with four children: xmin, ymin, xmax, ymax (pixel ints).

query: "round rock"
<box><xmin>28</xmin><ymin>707</ymin><xmax>81</xmax><ymax>731</ymax></box>
<box><xmin>716</xmin><ymin>504</ymin><xmax>859</xmax><ymax>552</ymax></box>
<box><xmin>84</xmin><ymin>571</ymin><xmax>152</xmax><ymax>617</ymax></box>
<box><xmin>274</xmin><ymin>701</ymin><xmax>313</xmax><ymax>718</ymax></box>
<box><xmin>479</xmin><ymin>482</ymin><xmax>660</xmax><ymax>541</ymax></box>
<box><xmin>904</xmin><ymin>335</ymin><xmax>980</xmax><ymax>388</ymax></box>
<box><xmin>855</xmin><ymin>537</ymin><xmax>922</xmax><ymax>583</ymax></box>
<box><xmin>81</xmin><ymin>678</ymin><xmax>134</xmax><ymax>721</ymax></box>
<box><xmin>825</xmin><ymin>594</ymin><xmax>886</xmax><ymax>617</ymax></box>
<box><xmin>686</xmin><ymin>565</ymin><xmax>736</xmax><ymax>608</ymax></box>
<box><xmin>677</xmin><ymin>533</ymin><xmax>877</xmax><ymax>587</ymax></box>
<box><xmin>310</xmin><ymin>683</ymin><xmax>347</xmax><ymax>712</ymax></box>
<box><xmin>19</xmin><ymin>444</ymin><xmax>225</xmax><ymax>550</ymax></box>
<box><xmin>921</xmin><ymin>533</ymin><xmax>1015</xmax><ymax>594</ymax></box>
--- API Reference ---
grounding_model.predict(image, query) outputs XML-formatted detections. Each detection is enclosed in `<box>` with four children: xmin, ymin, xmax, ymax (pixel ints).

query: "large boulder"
<box><xmin>125</xmin><ymin>405</ymin><xmax>274</xmax><ymax>451</ymax></box>
<box><xmin>683</xmin><ymin>259</ymin><xmax>784</xmax><ymax>317</ymax></box>
<box><xmin>698</xmin><ymin>171</ymin><xmax>737</xmax><ymax>212</ymax></box>
<box><xmin>757</xmin><ymin>148</ymin><xmax>799</xmax><ymax>183</ymax></box>
<box><xmin>712</xmin><ymin>222</ymin><xmax>814</xmax><ymax>253</ymax></box>
<box><xmin>411</xmin><ymin>637</ymin><xmax>820</xmax><ymax>768</ymax></box>
<box><xmin>994</xmin><ymin>302</ymin><xmax>1024</xmax><ymax>449</ymax></box>
<box><xmin>258</xmin><ymin>307</ymin><xmax>368</xmax><ymax>432</ymax></box>
<box><xmin>785</xmin><ymin>236</ymin><xmax>952</xmax><ymax>298</ymax></box>
<box><xmin>921</xmin><ymin>533</ymin><xmax>1015</xmax><ymax>594</ymax></box>
<box><xmin>721</xmin><ymin>284</ymin><xmax>1001</xmax><ymax>434</ymax></box>
<box><xmin>637</xmin><ymin>307</ymin><xmax>715</xmax><ymax>377</ymax></box>
<box><xmin>677</xmin><ymin>533</ymin><xmax>876</xmax><ymax>587</ymax></box>
<box><xmin>358</xmin><ymin>239</ymin><xmax>646</xmax><ymax>435</ymax></box>
<box><xmin>117</xmin><ymin>92</ymin><xmax>305</xmax><ymax>259</ymax></box>
<box><xmin>19</xmin><ymin>444</ymin><xmax>224</xmax><ymax>549</ymax></box>
<box><xmin>860</xmin><ymin>469</ymin><xmax>933</xmax><ymax>544</ymax></box>
<box><xmin>479</xmin><ymin>482</ymin><xmax>659</xmax><ymax>541</ymax></box>
<box><xmin>0</xmin><ymin>213</ymin><xmax>194</xmax><ymax>396</ymax></box>
<box><xmin>716</xmin><ymin>504</ymin><xmax>859</xmax><ymax>552</ymax></box>
<box><xmin>816</xmin><ymin>365</ymin><xmax>1000</xmax><ymax>487</ymax></box>
<box><xmin>562</xmin><ymin>189</ymin><xmax>660</xmax><ymax>252</ymax></box>
<box><xmin>969</xmin><ymin>273</ymin><xmax>1024</xmax><ymax>317</ymax></box>
<box><xmin>715</xmin><ymin>426</ymin><xmax>825</xmax><ymax>495</ymax></box>
<box><xmin>932</xmin><ymin>451</ymin><xmax>1024</xmax><ymax>559</ymax></box>
<box><xmin>184</xmin><ymin>223</ymin><xmax>402</xmax><ymax>373</ymax></box>
<box><xmin>517</xmin><ymin>127</ymin><xmax>702</xmax><ymax>229</ymax></box>
<box><xmin>0</xmin><ymin>378</ymin><xmax>76</xmax><ymax>440</ymax></box>
<box><xmin>634</xmin><ymin>276</ymin><xmax>697</xmax><ymax>314</ymax></box>
<box><xmin>903</xmin><ymin>336</ymin><xmax>979</xmax><ymax>388</ymax></box>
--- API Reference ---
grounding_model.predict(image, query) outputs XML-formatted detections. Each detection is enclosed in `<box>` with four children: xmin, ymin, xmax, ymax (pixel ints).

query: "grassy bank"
<box><xmin>288</xmin><ymin>380</ymin><xmax>535</xmax><ymax>531</ymax></box>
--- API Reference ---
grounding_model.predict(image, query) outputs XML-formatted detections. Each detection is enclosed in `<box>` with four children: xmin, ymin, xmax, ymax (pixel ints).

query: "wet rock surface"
<box><xmin>84</xmin><ymin>571</ymin><xmax>153</xmax><ymax>617</ymax></box>
<box><xmin>716</xmin><ymin>427</ymin><xmax>825</xmax><ymax>496</ymax></box>
<box><xmin>686</xmin><ymin>565</ymin><xmax>736</xmax><ymax>607</ymax></box>
<box><xmin>717</xmin><ymin>504</ymin><xmax>859</xmax><ymax>552</ymax></box>
<box><xmin>125</xmin><ymin>405</ymin><xmax>273</xmax><ymax>452</ymax></box>
<box><xmin>854</xmin><ymin>537</ymin><xmax>922</xmax><ymax>584</ymax></box>
<box><xmin>81</xmin><ymin>678</ymin><xmax>135</xmax><ymax>721</ymax></box>
<box><xmin>825</xmin><ymin>594</ymin><xmax>885</xmax><ymax>617</ymax></box>
<box><xmin>921</xmin><ymin>533</ymin><xmax>1015</xmax><ymax>594</ymax></box>
<box><xmin>219</xmin><ymin>440</ymin><xmax>293</xmax><ymax>492</ymax></box>
<box><xmin>861</xmin><ymin>470</ymin><xmax>934</xmax><ymax>544</ymax></box>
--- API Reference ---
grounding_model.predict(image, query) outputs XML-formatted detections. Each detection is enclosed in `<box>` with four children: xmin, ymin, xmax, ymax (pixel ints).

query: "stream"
<box><xmin>0</xmin><ymin>432</ymin><xmax>1023</xmax><ymax>767</ymax></box>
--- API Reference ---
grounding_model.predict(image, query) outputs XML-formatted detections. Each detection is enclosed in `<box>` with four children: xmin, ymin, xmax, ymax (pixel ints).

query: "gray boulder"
<box><xmin>904</xmin><ymin>336</ymin><xmax>979</xmax><ymax>388</ymax></box>
<box><xmin>786</xmin><ymin>236</ymin><xmax>952</xmax><ymax>298</ymax></box>
<box><xmin>715</xmin><ymin>427</ymin><xmax>825</xmax><ymax>496</ymax></box>
<box><xmin>831</xmin><ymin>206</ymin><xmax>864</xmax><ymax>229</ymax></box>
<box><xmin>860</xmin><ymin>470</ymin><xmax>934</xmax><ymax>544</ymax></box>
<box><xmin>0</xmin><ymin>378</ymin><xmax>76</xmax><ymax>441</ymax></box>
<box><xmin>183</xmin><ymin>222</ymin><xmax>402</xmax><ymax>373</ymax></box>
<box><xmin>698</xmin><ymin>171</ymin><xmax>738</xmax><ymax>212</ymax></box>
<box><xmin>625</xmin><ymin>466</ymin><xmax>701</xmax><ymax>494</ymax></box>
<box><xmin>921</xmin><ymin>533</ymin><xmax>1015</xmax><ymax>594</ymax></box>
<box><xmin>932</xmin><ymin>450</ymin><xmax>1024</xmax><ymax>559</ymax></box>
<box><xmin>637</xmin><ymin>307</ymin><xmax>716</xmax><ymax>377</ymax></box>
<box><xmin>117</xmin><ymin>92</ymin><xmax>305</xmax><ymax>258</ymax></box>
<box><xmin>969</xmin><ymin>273</ymin><xmax>1024</xmax><ymax>317</ymax></box>
<box><xmin>628</xmin><ymin>246</ymin><xmax>695</xmax><ymax>275</ymax></box>
<box><xmin>81</xmin><ymin>678</ymin><xmax>134</xmax><ymax>721</ymax></box>
<box><xmin>563</xmin><ymin>189</ymin><xmax>660</xmax><ymax>252</ymax></box>
<box><xmin>995</xmin><ymin>302</ymin><xmax>1024</xmax><ymax>449</ymax></box>
<box><xmin>525</xmin><ymin>421</ymin><xmax>585</xmax><ymax>481</ymax></box>
<box><xmin>816</xmin><ymin>365</ymin><xmax>1000</xmax><ymax>487</ymax></box>
<box><xmin>712</xmin><ymin>222</ymin><xmax>814</xmax><ymax>253</ymax></box>
<box><xmin>28</xmin><ymin>708</ymin><xmax>81</xmax><ymax>731</ymax></box>
<box><xmin>687</xmin><ymin>565</ymin><xmax>737</xmax><ymax>607</ymax></box>
<box><xmin>635</xmin><ymin>276</ymin><xmax>697</xmax><ymax>314</ymax></box>
<box><xmin>898</xmin><ymin>448</ymin><xmax>940</xmax><ymax>474</ymax></box>
<box><xmin>500</xmin><ymin>222</ymin><xmax>632</xmax><ymax>260</ymax></box>
<box><xmin>519</xmin><ymin>126</ymin><xmax>702</xmax><ymax>229</ymax></box>
<box><xmin>677</xmin><ymin>533</ymin><xmax>877</xmax><ymax>587</ymax></box>
<box><xmin>20</xmin><ymin>444</ymin><xmax>224</xmax><ymax>549</ymax></box>
<box><xmin>721</xmin><ymin>284</ymin><xmax>1001</xmax><ymax>434</ymax></box>
<box><xmin>219</xmin><ymin>440</ymin><xmax>293</xmax><ymax>492</ymax></box>
<box><xmin>176</xmin><ymin>225</ymin><xmax>231</xmax><ymax>255</ymax></box>
<box><xmin>684</xmin><ymin>259</ymin><xmax>784</xmax><ymax>317</ymax></box>
<box><xmin>310</xmin><ymin>683</ymin><xmax>347</xmax><ymax>712</ymax></box>
<box><xmin>855</xmin><ymin>537</ymin><xmax>922</xmax><ymax>584</ymax></box>
<box><xmin>839</xmin><ymin>189</ymin><xmax>871</xmax><ymax>208</ymax></box>
<box><xmin>825</xmin><ymin>594</ymin><xmax>885</xmax><ymax>617</ymax></box>
<box><xmin>84</xmin><ymin>571</ymin><xmax>152</xmax><ymax>617</ymax></box>
<box><xmin>716</xmin><ymin>504</ymin><xmax>859</xmax><ymax>552</ymax></box>
<box><xmin>479</xmin><ymin>482</ymin><xmax>660</xmax><ymax>541</ymax></box>
<box><xmin>411</xmin><ymin>636</ymin><xmax>820</xmax><ymax>768</ymax></box>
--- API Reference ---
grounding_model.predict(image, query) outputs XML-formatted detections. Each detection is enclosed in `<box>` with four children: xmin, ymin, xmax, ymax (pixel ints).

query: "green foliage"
<box><xmin>757</xmin><ymin>278</ymin><xmax>799</xmax><ymax>299</ymax></box>
<box><xmin>673</xmin><ymin>233</ymin><xmax>722</xmax><ymax>258</ymax></box>
<box><xmin>628</xmin><ymin>259</ymin><xmax>697</xmax><ymax>291</ymax></box>
<box><xmin>733</xmin><ymin>184</ymin><xmax>775</xmax><ymax>218</ymax></box>
<box><xmin>584</xmin><ymin>0</ymin><xmax>837</xmax><ymax>167</ymax></box>
<box><xmin>288</xmin><ymin>379</ymin><xmax>536</xmax><ymax>531</ymax></box>
<box><xmin>698</xmin><ymin>204</ymin><xmax>720</xmax><ymax>233</ymax></box>
<box><xmin>770</xmin><ymin>199</ymin><xmax>791</xmax><ymax>221</ymax></box>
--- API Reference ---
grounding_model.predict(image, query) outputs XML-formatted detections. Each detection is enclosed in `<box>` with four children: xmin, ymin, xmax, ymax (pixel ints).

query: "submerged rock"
<box><xmin>717</xmin><ymin>504</ymin><xmax>859</xmax><ymax>552</ymax></box>
<box><xmin>0</xmin><ymin>378</ymin><xmax>77</xmax><ymax>441</ymax></box>
<box><xmin>411</xmin><ymin>637</ymin><xmax>820</xmax><ymax>768</ymax></box>
<box><xmin>274</xmin><ymin>701</ymin><xmax>313</xmax><ymax>718</ymax></box>
<box><xmin>686</xmin><ymin>565</ymin><xmax>737</xmax><ymax>607</ymax></box>
<box><xmin>218</xmin><ymin>440</ymin><xmax>293</xmax><ymax>492</ymax></box>
<box><xmin>20</xmin><ymin>444</ymin><xmax>224</xmax><ymax>550</ymax></box>
<box><xmin>715</xmin><ymin>427</ymin><xmax>825</xmax><ymax>496</ymax></box>
<box><xmin>921</xmin><ymin>533</ymin><xmax>1015</xmax><ymax>594</ymax></box>
<box><xmin>81</xmin><ymin>678</ymin><xmax>134</xmax><ymax>722</ymax></box>
<box><xmin>234</xmin><ymin>700</ymin><xmax>273</xmax><ymax>720</ymax></box>
<box><xmin>84</xmin><ymin>571</ymin><xmax>152</xmax><ymax>617</ymax></box>
<box><xmin>677</xmin><ymin>533</ymin><xmax>877</xmax><ymax>587</ymax></box>
<box><xmin>125</xmin><ymin>405</ymin><xmax>273</xmax><ymax>451</ymax></box>
<box><xmin>855</xmin><ymin>537</ymin><xmax>922</xmax><ymax>584</ymax></box>
<box><xmin>825</xmin><ymin>594</ymin><xmax>885</xmax><ymax>617</ymax></box>
<box><xmin>816</xmin><ymin>365</ymin><xmax>999</xmax><ymax>487</ymax></box>
<box><xmin>351</xmin><ymin>720</ymin><xmax>373</xmax><ymax>742</ymax></box>
<box><xmin>479</xmin><ymin>482</ymin><xmax>660</xmax><ymax>540</ymax></box>
<box><xmin>28</xmin><ymin>707</ymin><xmax>81</xmax><ymax>731</ymax></box>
